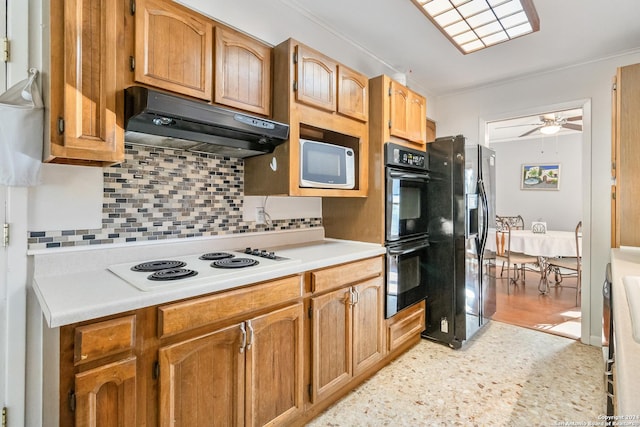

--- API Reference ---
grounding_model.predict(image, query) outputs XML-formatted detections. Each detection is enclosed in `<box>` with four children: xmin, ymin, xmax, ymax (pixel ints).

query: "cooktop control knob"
<box><xmin>245</xmin><ymin>247</ymin><xmax>252</xmax><ymax>254</ymax></box>
<box><xmin>268</xmin><ymin>252</ymin><xmax>276</xmax><ymax>259</ymax></box>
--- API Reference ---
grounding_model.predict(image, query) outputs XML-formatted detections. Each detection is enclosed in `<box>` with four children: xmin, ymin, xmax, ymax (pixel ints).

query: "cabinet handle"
<box><xmin>353</xmin><ymin>288</ymin><xmax>359</xmax><ymax>305</ymax></box>
<box><xmin>348</xmin><ymin>288</ymin><xmax>356</xmax><ymax>306</ymax></box>
<box><xmin>239</xmin><ymin>323</ymin><xmax>247</xmax><ymax>353</ymax></box>
<box><xmin>246</xmin><ymin>320</ymin><xmax>254</xmax><ymax>351</ymax></box>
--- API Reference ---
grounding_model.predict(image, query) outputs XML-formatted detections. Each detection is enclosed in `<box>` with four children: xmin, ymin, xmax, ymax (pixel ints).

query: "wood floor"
<box><xmin>489</xmin><ymin>265</ymin><xmax>582</xmax><ymax>340</ymax></box>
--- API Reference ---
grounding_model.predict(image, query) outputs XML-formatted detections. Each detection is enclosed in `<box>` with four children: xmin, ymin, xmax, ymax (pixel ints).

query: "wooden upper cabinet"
<box><xmin>294</xmin><ymin>44</ymin><xmax>337</xmax><ymax>112</ymax></box>
<box><xmin>245</xmin><ymin>38</ymin><xmax>369</xmax><ymax>198</ymax></box>
<box><xmin>389</xmin><ymin>79</ymin><xmax>426</xmax><ymax>146</ymax></box>
<box><xmin>389</xmin><ymin>81</ymin><xmax>409</xmax><ymax>140</ymax></box>
<box><xmin>407</xmin><ymin>92</ymin><xmax>427</xmax><ymax>144</ymax></box>
<box><xmin>46</xmin><ymin>0</ymin><xmax>125</xmax><ymax>166</ymax></box>
<box><xmin>337</xmin><ymin>65</ymin><xmax>369</xmax><ymax>122</ymax></box>
<box><xmin>135</xmin><ymin>0</ymin><xmax>213</xmax><ymax>101</ymax></box>
<box><xmin>426</xmin><ymin>118</ymin><xmax>436</xmax><ymax>143</ymax></box>
<box><xmin>214</xmin><ymin>26</ymin><xmax>272</xmax><ymax>116</ymax></box>
<box><xmin>612</xmin><ymin>63</ymin><xmax>640</xmax><ymax>248</ymax></box>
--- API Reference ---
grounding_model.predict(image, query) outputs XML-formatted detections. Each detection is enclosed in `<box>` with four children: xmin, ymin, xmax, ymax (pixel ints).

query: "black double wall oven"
<box><xmin>384</xmin><ymin>142</ymin><xmax>430</xmax><ymax>318</ymax></box>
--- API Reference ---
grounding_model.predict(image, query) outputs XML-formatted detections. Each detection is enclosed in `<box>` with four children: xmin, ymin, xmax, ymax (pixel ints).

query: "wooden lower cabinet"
<box><xmin>159</xmin><ymin>302</ymin><xmax>304</xmax><ymax>427</ymax></box>
<box><xmin>158</xmin><ymin>324</ymin><xmax>244</xmax><ymax>426</ymax></box>
<box><xmin>74</xmin><ymin>357</ymin><xmax>137</xmax><ymax>427</ymax></box>
<box><xmin>56</xmin><ymin>260</ymin><xmax>428</xmax><ymax>426</ymax></box>
<box><xmin>310</xmin><ymin>276</ymin><xmax>384</xmax><ymax>403</ymax></box>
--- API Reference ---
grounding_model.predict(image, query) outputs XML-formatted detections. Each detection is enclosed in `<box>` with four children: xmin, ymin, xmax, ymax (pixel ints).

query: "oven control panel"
<box><xmin>385</xmin><ymin>142</ymin><xmax>427</xmax><ymax>170</ymax></box>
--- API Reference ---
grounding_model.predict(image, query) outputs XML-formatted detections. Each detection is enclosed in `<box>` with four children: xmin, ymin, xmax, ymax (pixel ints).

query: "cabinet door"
<box><xmin>407</xmin><ymin>91</ymin><xmax>427</xmax><ymax>144</ymax></box>
<box><xmin>159</xmin><ymin>324</ymin><xmax>244</xmax><ymax>427</ymax></box>
<box><xmin>294</xmin><ymin>44</ymin><xmax>337</xmax><ymax>112</ymax></box>
<box><xmin>135</xmin><ymin>0</ymin><xmax>213</xmax><ymax>100</ymax></box>
<box><xmin>337</xmin><ymin>65</ymin><xmax>368</xmax><ymax>122</ymax></box>
<box><xmin>352</xmin><ymin>277</ymin><xmax>385</xmax><ymax>376</ymax></box>
<box><xmin>74</xmin><ymin>357</ymin><xmax>137</xmax><ymax>427</ymax></box>
<box><xmin>214</xmin><ymin>26</ymin><xmax>271</xmax><ymax>116</ymax></box>
<box><xmin>48</xmin><ymin>0</ymin><xmax>124</xmax><ymax>165</ymax></box>
<box><xmin>611</xmin><ymin>74</ymin><xmax>618</xmax><ymax>247</ymax></box>
<box><xmin>310</xmin><ymin>287</ymin><xmax>351</xmax><ymax>403</ymax></box>
<box><xmin>426</xmin><ymin>118</ymin><xmax>436</xmax><ymax>143</ymax></box>
<box><xmin>616</xmin><ymin>64</ymin><xmax>640</xmax><ymax>247</ymax></box>
<box><xmin>389</xmin><ymin>80</ymin><xmax>409</xmax><ymax>140</ymax></box>
<box><xmin>245</xmin><ymin>303</ymin><xmax>304</xmax><ymax>427</ymax></box>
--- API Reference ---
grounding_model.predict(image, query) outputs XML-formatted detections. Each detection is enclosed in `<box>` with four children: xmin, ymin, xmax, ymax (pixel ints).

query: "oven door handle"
<box><xmin>388</xmin><ymin>171</ymin><xmax>430</xmax><ymax>181</ymax></box>
<box><xmin>388</xmin><ymin>244</ymin><xmax>428</xmax><ymax>256</ymax></box>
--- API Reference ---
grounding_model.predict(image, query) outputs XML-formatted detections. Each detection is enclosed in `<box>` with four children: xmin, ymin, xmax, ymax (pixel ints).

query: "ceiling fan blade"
<box><xmin>565</xmin><ymin>115</ymin><xmax>582</xmax><ymax>121</ymax></box>
<box><xmin>562</xmin><ymin>123</ymin><xmax>582</xmax><ymax>131</ymax></box>
<box><xmin>519</xmin><ymin>126</ymin><xmax>542</xmax><ymax>137</ymax></box>
<box><xmin>496</xmin><ymin>123</ymin><xmax>540</xmax><ymax>129</ymax></box>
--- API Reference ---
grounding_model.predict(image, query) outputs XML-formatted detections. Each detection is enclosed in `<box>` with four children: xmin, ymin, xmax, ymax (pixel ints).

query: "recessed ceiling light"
<box><xmin>411</xmin><ymin>0</ymin><xmax>540</xmax><ymax>54</ymax></box>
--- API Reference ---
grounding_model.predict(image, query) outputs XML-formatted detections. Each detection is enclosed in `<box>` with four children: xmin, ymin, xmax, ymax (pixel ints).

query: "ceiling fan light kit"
<box><xmin>539</xmin><ymin>124</ymin><xmax>561</xmax><ymax>135</ymax></box>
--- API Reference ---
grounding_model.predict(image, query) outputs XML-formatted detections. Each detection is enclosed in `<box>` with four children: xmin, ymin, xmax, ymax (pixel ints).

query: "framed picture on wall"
<box><xmin>521</xmin><ymin>163</ymin><xmax>560</xmax><ymax>190</ymax></box>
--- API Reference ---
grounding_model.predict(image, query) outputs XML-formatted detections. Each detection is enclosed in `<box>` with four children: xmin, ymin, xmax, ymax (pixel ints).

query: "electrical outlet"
<box><xmin>256</xmin><ymin>207</ymin><xmax>266</xmax><ymax>225</ymax></box>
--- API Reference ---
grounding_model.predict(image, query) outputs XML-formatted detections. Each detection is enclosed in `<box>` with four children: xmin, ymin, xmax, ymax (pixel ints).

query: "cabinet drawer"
<box><xmin>311</xmin><ymin>256</ymin><xmax>383</xmax><ymax>294</ymax></box>
<box><xmin>387</xmin><ymin>300</ymin><xmax>425</xmax><ymax>352</ymax></box>
<box><xmin>158</xmin><ymin>275</ymin><xmax>302</xmax><ymax>337</ymax></box>
<box><xmin>74</xmin><ymin>315</ymin><xmax>136</xmax><ymax>365</ymax></box>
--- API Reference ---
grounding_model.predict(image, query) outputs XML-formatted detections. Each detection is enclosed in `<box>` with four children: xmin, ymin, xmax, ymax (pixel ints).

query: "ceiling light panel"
<box><xmin>412</xmin><ymin>0</ymin><xmax>540</xmax><ymax>54</ymax></box>
<box><xmin>457</xmin><ymin>0</ymin><xmax>489</xmax><ymax>17</ymax></box>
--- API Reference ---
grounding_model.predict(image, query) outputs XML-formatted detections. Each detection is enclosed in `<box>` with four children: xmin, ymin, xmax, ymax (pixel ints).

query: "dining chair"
<box><xmin>495</xmin><ymin>215</ymin><xmax>525</xmax><ymax>277</ymax></box>
<box><xmin>497</xmin><ymin>215</ymin><xmax>525</xmax><ymax>230</ymax></box>
<box><xmin>495</xmin><ymin>220</ymin><xmax>539</xmax><ymax>295</ymax></box>
<box><xmin>545</xmin><ymin>221</ymin><xmax>582</xmax><ymax>306</ymax></box>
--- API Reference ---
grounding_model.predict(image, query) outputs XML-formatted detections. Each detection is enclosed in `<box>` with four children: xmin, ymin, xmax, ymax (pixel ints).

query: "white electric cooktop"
<box><xmin>108</xmin><ymin>248</ymin><xmax>300</xmax><ymax>291</ymax></box>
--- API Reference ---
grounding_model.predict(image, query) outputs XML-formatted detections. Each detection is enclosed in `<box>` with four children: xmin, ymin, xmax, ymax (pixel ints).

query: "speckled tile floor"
<box><xmin>307</xmin><ymin>321</ymin><xmax>606</xmax><ymax>427</ymax></box>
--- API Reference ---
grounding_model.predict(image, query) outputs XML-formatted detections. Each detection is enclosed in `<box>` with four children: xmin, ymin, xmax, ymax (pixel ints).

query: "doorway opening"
<box><xmin>481</xmin><ymin>100</ymin><xmax>591</xmax><ymax>342</ymax></box>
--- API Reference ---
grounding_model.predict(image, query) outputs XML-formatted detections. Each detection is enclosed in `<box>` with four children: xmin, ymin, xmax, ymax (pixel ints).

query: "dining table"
<box><xmin>487</xmin><ymin>229</ymin><xmax>582</xmax><ymax>294</ymax></box>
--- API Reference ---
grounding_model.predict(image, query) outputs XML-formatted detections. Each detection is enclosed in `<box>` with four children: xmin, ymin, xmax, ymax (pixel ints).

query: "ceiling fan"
<box><xmin>498</xmin><ymin>113</ymin><xmax>583</xmax><ymax>137</ymax></box>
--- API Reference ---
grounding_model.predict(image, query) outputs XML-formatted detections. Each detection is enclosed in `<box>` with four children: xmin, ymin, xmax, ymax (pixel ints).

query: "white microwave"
<box><xmin>299</xmin><ymin>139</ymin><xmax>355</xmax><ymax>189</ymax></box>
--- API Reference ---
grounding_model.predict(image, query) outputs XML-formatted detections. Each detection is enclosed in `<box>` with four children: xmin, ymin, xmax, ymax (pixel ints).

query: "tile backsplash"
<box><xmin>28</xmin><ymin>144</ymin><xmax>322</xmax><ymax>250</ymax></box>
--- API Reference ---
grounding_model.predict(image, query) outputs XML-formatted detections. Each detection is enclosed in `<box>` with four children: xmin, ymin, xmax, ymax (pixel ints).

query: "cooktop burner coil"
<box><xmin>147</xmin><ymin>268</ymin><xmax>198</xmax><ymax>281</ymax></box>
<box><xmin>131</xmin><ymin>260</ymin><xmax>186</xmax><ymax>272</ymax></box>
<box><xmin>199</xmin><ymin>252</ymin><xmax>235</xmax><ymax>261</ymax></box>
<box><xmin>211</xmin><ymin>258</ymin><xmax>259</xmax><ymax>269</ymax></box>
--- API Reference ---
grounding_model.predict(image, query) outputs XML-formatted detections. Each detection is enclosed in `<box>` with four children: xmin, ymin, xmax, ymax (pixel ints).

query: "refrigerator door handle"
<box><xmin>478</xmin><ymin>179</ymin><xmax>489</xmax><ymax>255</ymax></box>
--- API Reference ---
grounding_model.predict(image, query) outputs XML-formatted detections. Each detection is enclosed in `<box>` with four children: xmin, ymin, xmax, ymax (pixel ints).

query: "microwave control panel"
<box><xmin>385</xmin><ymin>142</ymin><xmax>427</xmax><ymax>170</ymax></box>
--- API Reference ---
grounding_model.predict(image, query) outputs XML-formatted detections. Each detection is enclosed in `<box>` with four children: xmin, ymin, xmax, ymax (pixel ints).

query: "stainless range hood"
<box><xmin>124</xmin><ymin>86</ymin><xmax>289</xmax><ymax>158</ymax></box>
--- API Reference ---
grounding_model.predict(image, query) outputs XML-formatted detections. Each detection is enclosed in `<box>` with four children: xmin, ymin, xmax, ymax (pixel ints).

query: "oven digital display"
<box><xmin>393</xmin><ymin>148</ymin><xmax>425</xmax><ymax>168</ymax></box>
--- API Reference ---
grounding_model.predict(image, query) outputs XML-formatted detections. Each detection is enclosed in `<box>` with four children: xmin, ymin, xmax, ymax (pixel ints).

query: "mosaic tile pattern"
<box><xmin>308</xmin><ymin>321</ymin><xmax>606</xmax><ymax>427</ymax></box>
<box><xmin>28</xmin><ymin>144</ymin><xmax>322</xmax><ymax>250</ymax></box>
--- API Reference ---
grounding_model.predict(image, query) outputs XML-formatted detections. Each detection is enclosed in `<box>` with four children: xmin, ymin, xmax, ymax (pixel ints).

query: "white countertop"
<box><xmin>32</xmin><ymin>229</ymin><xmax>386</xmax><ymax>328</ymax></box>
<box><xmin>610</xmin><ymin>247</ymin><xmax>640</xmax><ymax>416</ymax></box>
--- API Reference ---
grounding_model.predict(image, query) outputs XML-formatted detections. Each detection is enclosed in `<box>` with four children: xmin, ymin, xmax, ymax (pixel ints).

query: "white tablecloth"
<box><xmin>487</xmin><ymin>229</ymin><xmax>580</xmax><ymax>257</ymax></box>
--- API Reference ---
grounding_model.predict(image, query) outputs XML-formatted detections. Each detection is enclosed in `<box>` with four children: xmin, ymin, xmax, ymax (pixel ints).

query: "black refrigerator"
<box><xmin>422</xmin><ymin>135</ymin><xmax>496</xmax><ymax>349</ymax></box>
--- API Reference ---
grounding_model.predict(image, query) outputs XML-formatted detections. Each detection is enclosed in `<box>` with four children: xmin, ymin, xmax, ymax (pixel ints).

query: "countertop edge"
<box><xmin>33</xmin><ymin>239</ymin><xmax>386</xmax><ymax>328</ymax></box>
<box><xmin>610</xmin><ymin>248</ymin><xmax>640</xmax><ymax>416</ymax></box>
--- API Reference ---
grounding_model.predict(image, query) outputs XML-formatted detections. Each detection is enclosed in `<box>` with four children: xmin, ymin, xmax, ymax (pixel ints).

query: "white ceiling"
<box><xmin>276</xmin><ymin>0</ymin><xmax>640</xmax><ymax>96</ymax></box>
